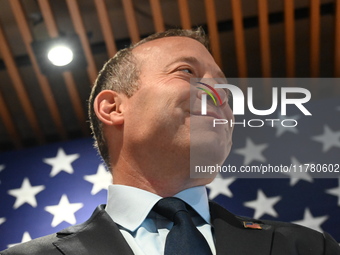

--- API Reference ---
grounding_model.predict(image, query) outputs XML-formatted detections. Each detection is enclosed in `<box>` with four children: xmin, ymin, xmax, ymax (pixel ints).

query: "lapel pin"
<box><xmin>243</xmin><ymin>221</ymin><xmax>263</xmax><ymax>230</ymax></box>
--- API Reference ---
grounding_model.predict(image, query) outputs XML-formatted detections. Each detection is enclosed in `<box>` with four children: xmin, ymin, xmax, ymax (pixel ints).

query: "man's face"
<box><xmin>122</xmin><ymin>36</ymin><xmax>233</xmax><ymax>180</ymax></box>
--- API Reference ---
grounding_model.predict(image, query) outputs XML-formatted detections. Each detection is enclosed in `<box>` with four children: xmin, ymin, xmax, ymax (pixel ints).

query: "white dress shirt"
<box><xmin>105</xmin><ymin>185</ymin><xmax>216</xmax><ymax>255</ymax></box>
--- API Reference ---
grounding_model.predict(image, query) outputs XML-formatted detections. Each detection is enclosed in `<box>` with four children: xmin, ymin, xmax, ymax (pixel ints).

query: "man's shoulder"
<box><xmin>209</xmin><ymin>201</ymin><xmax>340</xmax><ymax>254</ymax></box>
<box><xmin>0</xmin><ymin>205</ymin><xmax>108</xmax><ymax>255</ymax></box>
<box><xmin>1</xmin><ymin>205</ymin><xmax>134</xmax><ymax>255</ymax></box>
<box><xmin>1</xmin><ymin>234</ymin><xmax>60</xmax><ymax>255</ymax></box>
<box><xmin>260</xmin><ymin>218</ymin><xmax>340</xmax><ymax>254</ymax></box>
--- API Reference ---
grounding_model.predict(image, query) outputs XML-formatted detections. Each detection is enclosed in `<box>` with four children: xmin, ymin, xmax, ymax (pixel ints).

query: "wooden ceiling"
<box><xmin>0</xmin><ymin>0</ymin><xmax>339</xmax><ymax>152</ymax></box>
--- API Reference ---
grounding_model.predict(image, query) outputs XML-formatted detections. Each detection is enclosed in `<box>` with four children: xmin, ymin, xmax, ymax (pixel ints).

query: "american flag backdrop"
<box><xmin>0</xmin><ymin>97</ymin><xmax>339</xmax><ymax>250</ymax></box>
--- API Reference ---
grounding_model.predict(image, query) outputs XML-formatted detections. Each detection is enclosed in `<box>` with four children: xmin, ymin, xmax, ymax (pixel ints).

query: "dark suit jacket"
<box><xmin>1</xmin><ymin>202</ymin><xmax>340</xmax><ymax>255</ymax></box>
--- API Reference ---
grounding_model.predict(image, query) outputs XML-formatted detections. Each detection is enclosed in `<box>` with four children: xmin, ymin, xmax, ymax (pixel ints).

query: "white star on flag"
<box><xmin>84</xmin><ymin>164</ymin><xmax>112</xmax><ymax>195</ymax></box>
<box><xmin>234</xmin><ymin>137</ymin><xmax>268</xmax><ymax>165</ymax></box>
<box><xmin>7</xmin><ymin>178</ymin><xmax>45</xmax><ymax>209</ymax></box>
<box><xmin>7</xmin><ymin>232</ymin><xmax>32</xmax><ymax>248</ymax></box>
<box><xmin>283</xmin><ymin>157</ymin><xmax>313</xmax><ymax>186</ymax></box>
<box><xmin>312</xmin><ymin>125</ymin><xmax>340</xmax><ymax>152</ymax></box>
<box><xmin>326</xmin><ymin>178</ymin><xmax>340</xmax><ymax>206</ymax></box>
<box><xmin>207</xmin><ymin>174</ymin><xmax>236</xmax><ymax>199</ymax></box>
<box><xmin>44</xmin><ymin>194</ymin><xmax>83</xmax><ymax>227</ymax></box>
<box><xmin>0</xmin><ymin>218</ymin><xmax>6</xmax><ymax>225</ymax></box>
<box><xmin>269</xmin><ymin>112</ymin><xmax>300</xmax><ymax>137</ymax></box>
<box><xmin>292</xmin><ymin>208</ymin><xmax>328</xmax><ymax>232</ymax></box>
<box><xmin>244</xmin><ymin>189</ymin><xmax>281</xmax><ymax>219</ymax></box>
<box><xmin>0</xmin><ymin>164</ymin><xmax>4</xmax><ymax>185</ymax></box>
<box><xmin>43</xmin><ymin>148</ymin><xmax>80</xmax><ymax>177</ymax></box>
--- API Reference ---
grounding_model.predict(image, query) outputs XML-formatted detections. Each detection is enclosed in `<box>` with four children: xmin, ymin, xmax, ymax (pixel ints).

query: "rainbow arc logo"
<box><xmin>196</xmin><ymin>82</ymin><xmax>223</xmax><ymax>106</ymax></box>
<box><xmin>196</xmin><ymin>82</ymin><xmax>222</xmax><ymax>115</ymax></box>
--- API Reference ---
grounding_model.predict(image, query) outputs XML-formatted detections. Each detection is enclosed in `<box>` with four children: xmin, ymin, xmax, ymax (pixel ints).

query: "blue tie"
<box><xmin>153</xmin><ymin>197</ymin><xmax>213</xmax><ymax>255</ymax></box>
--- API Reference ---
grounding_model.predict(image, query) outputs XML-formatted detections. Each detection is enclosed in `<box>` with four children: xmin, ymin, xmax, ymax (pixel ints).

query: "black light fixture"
<box><xmin>31</xmin><ymin>34</ymin><xmax>86</xmax><ymax>74</ymax></box>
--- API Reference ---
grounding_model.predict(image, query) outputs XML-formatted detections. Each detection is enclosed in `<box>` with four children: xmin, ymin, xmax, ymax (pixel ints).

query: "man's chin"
<box><xmin>190</xmin><ymin>141</ymin><xmax>229</xmax><ymax>162</ymax></box>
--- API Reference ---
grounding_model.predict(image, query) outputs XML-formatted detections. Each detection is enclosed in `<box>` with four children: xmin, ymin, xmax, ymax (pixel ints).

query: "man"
<box><xmin>2</xmin><ymin>28</ymin><xmax>340</xmax><ymax>254</ymax></box>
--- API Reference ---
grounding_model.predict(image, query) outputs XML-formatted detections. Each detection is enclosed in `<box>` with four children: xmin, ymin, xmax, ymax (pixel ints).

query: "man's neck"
<box><xmin>110</xmin><ymin>153</ymin><xmax>214</xmax><ymax>197</ymax></box>
<box><xmin>112</xmin><ymin>174</ymin><xmax>200</xmax><ymax>197</ymax></box>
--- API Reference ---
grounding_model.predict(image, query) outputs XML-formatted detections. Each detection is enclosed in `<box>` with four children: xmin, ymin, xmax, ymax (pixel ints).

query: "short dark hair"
<box><xmin>88</xmin><ymin>28</ymin><xmax>209</xmax><ymax>169</ymax></box>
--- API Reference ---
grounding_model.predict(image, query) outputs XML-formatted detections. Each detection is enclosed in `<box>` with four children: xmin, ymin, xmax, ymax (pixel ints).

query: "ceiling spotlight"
<box><xmin>47</xmin><ymin>45</ymin><xmax>74</xmax><ymax>66</ymax></box>
<box><xmin>31</xmin><ymin>34</ymin><xmax>86</xmax><ymax>74</ymax></box>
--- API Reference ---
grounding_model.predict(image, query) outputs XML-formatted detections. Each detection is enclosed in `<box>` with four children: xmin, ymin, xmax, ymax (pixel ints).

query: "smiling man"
<box><xmin>2</xmin><ymin>28</ymin><xmax>340</xmax><ymax>255</ymax></box>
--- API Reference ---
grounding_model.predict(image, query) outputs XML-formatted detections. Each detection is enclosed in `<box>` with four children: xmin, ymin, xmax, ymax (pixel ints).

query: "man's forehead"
<box><xmin>131</xmin><ymin>36</ymin><xmax>206</xmax><ymax>56</ymax></box>
<box><xmin>130</xmin><ymin>36</ymin><xmax>223</xmax><ymax>77</ymax></box>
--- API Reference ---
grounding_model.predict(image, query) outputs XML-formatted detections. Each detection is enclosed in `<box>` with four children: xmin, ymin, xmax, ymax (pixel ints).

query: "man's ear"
<box><xmin>93</xmin><ymin>90</ymin><xmax>126</xmax><ymax>126</ymax></box>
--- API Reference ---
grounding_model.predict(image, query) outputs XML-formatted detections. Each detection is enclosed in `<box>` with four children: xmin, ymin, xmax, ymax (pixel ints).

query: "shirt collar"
<box><xmin>105</xmin><ymin>184</ymin><xmax>210</xmax><ymax>232</ymax></box>
<box><xmin>105</xmin><ymin>185</ymin><xmax>161</xmax><ymax>232</ymax></box>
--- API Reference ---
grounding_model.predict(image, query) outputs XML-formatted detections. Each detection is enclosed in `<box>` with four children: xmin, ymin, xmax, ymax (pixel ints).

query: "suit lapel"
<box><xmin>210</xmin><ymin>201</ymin><xmax>274</xmax><ymax>255</ymax></box>
<box><xmin>51</xmin><ymin>202</ymin><xmax>275</xmax><ymax>255</ymax></box>
<box><xmin>53</xmin><ymin>205</ymin><xmax>134</xmax><ymax>255</ymax></box>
